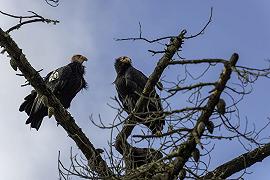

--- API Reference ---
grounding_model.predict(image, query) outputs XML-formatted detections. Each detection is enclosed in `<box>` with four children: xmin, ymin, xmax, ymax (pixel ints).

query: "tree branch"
<box><xmin>45</xmin><ymin>0</ymin><xmax>59</xmax><ymax>7</ymax></box>
<box><xmin>0</xmin><ymin>11</ymin><xmax>59</xmax><ymax>33</ymax></box>
<box><xmin>168</xmin><ymin>58</ymin><xmax>227</xmax><ymax>65</ymax></box>
<box><xmin>169</xmin><ymin>53</ymin><xmax>239</xmax><ymax>178</ymax></box>
<box><xmin>201</xmin><ymin>142</ymin><xmax>270</xmax><ymax>179</ymax></box>
<box><xmin>115</xmin><ymin>30</ymin><xmax>187</xmax><ymax>170</ymax></box>
<box><xmin>0</xmin><ymin>28</ymin><xmax>114</xmax><ymax>178</ymax></box>
<box><xmin>168</xmin><ymin>82</ymin><xmax>216</xmax><ymax>93</ymax></box>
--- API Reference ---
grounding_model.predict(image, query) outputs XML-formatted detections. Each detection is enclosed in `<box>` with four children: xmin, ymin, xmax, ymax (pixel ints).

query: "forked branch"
<box><xmin>0</xmin><ymin>11</ymin><xmax>59</xmax><ymax>33</ymax></box>
<box><xmin>0</xmin><ymin>28</ymin><xmax>113</xmax><ymax>178</ymax></box>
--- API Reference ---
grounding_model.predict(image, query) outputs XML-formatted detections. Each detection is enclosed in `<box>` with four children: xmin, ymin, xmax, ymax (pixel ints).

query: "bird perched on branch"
<box><xmin>19</xmin><ymin>54</ymin><xmax>88</xmax><ymax>130</ymax></box>
<box><xmin>114</xmin><ymin>56</ymin><xmax>164</xmax><ymax>135</ymax></box>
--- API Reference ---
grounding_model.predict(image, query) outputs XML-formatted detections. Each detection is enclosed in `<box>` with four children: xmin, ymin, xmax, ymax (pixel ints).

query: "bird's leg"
<box><xmin>48</xmin><ymin>107</ymin><xmax>55</xmax><ymax>118</ymax></box>
<box><xmin>41</xmin><ymin>95</ymin><xmax>48</xmax><ymax>106</ymax></box>
<box><xmin>40</xmin><ymin>95</ymin><xmax>55</xmax><ymax>118</ymax></box>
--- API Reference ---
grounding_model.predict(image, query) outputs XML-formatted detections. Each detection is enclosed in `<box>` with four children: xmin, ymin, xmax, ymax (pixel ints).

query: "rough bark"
<box><xmin>115</xmin><ymin>30</ymin><xmax>187</xmax><ymax>170</ymax></box>
<box><xmin>2</xmin><ymin>24</ymin><xmax>269</xmax><ymax>180</ymax></box>
<box><xmin>169</xmin><ymin>53</ymin><xmax>239</xmax><ymax>178</ymax></box>
<box><xmin>201</xmin><ymin>143</ymin><xmax>270</xmax><ymax>179</ymax></box>
<box><xmin>0</xmin><ymin>28</ymin><xmax>114</xmax><ymax>178</ymax></box>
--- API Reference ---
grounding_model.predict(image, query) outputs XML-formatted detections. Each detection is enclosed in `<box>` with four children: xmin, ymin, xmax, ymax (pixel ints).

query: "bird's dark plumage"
<box><xmin>19</xmin><ymin>55</ymin><xmax>87</xmax><ymax>130</ymax></box>
<box><xmin>114</xmin><ymin>56</ymin><xmax>164</xmax><ymax>134</ymax></box>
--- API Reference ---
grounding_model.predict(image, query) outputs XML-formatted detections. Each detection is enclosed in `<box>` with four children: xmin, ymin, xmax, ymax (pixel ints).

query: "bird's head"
<box><xmin>116</xmin><ymin>56</ymin><xmax>132</xmax><ymax>65</ymax></box>
<box><xmin>114</xmin><ymin>56</ymin><xmax>132</xmax><ymax>74</ymax></box>
<box><xmin>71</xmin><ymin>54</ymin><xmax>88</xmax><ymax>64</ymax></box>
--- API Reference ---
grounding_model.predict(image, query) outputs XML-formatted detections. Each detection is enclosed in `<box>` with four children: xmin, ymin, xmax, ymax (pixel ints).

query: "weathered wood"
<box><xmin>201</xmin><ymin>142</ymin><xmax>270</xmax><ymax>179</ymax></box>
<box><xmin>0</xmin><ymin>28</ymin><xmax>114</xmax><ymax>178</ymax></box>
<box><xmin>115</xmin><ymin>30</ymin><xmax>187</xmax><ymax>171</ymax></box>
<box><xmin>170</xmin><ymin>53</ymin><xmax>239</xmax><ymax>178</ymax></box>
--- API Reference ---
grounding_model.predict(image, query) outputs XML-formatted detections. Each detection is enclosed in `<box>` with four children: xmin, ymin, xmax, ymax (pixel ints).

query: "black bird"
<box><xmin>114</xmin><ymin>56</ymin><xmax>164</xmax><ymax>135</ymax></box>
<box><xmin>19</xmin><ymin>54</ymin><xmax>88</xmax><ymax>130</ymax></box>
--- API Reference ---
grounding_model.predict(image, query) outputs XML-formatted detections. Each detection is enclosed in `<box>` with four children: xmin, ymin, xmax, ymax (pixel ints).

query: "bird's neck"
<box><xmin>115</xmin><ymin>64</ymin><xmax>131</xmax><ymax>75</ymax></box>
<box><xmin>69</xmin><ymin>62</ymin><xmax>85</xmax><ymax>76</ymax></box>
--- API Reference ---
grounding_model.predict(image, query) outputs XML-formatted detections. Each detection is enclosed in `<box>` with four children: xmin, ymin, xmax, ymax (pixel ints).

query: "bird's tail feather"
<box><xmin>25</xmin><ymin>112</ymin><xmax>46</xmax><ymax>130</ymax></box>
<box><xmin>20</xmin><ymin>91</ymin><xmax>47</xmax><ymax>131</ymax></box>
<box><xmin>19</xmin><ymin>91</ymin><xmax>37</xmax><ymax>115</ymax></box>
<box><xmin>26</xmin><ymin>97</ymin><xmax>47</xmax><ymax>130</ymax></box>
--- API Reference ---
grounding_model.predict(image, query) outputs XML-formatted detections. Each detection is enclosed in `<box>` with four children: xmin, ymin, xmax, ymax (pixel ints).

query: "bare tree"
<box><xmin>1</xmin><ymin>6</ymin><xmax>270</xmax><ymax>180</ymax></box>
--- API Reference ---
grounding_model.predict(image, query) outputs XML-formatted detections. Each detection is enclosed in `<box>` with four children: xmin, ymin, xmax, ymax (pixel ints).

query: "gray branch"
<box><xmin>201</xmin><ymin>142</ymin><xmax>270</xmax><ymax>179</ymax></box>
<box><xmin>0</xmin><ymin>28</ymin><xmax>114</xmax><ymax>178</ymax></box>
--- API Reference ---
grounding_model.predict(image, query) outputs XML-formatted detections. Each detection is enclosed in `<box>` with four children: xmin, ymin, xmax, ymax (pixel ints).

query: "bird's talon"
<box><xmin>41</xmin><ymin>95</ymin><xmax>48</xmax><ymax>106</ymax></box>
<box><xmin>48</xmin><ymin>107</ymin><xmax>55</xmax><ymax>118</ymax></box>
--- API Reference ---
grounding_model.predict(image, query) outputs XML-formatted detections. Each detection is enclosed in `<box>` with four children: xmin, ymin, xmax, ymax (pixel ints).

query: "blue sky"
<box><xmin>0</xmin><ymin>1</ymin><xmax>270</xmax><ymax>179</ymax></box>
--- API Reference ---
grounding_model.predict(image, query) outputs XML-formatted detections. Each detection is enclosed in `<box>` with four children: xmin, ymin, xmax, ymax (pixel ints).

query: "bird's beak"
<box><xmin>81</xmin><ymin>56</ymin><xmax>88</xmax><ymax>61</ymax></box>
<box><xmin>81</xmin><ymin>55</ymin><xmax>88</xmax><ymax>62</ymax></box>
<box><xmin>71</xmin><ymin>54</ymin><xmax>88</xmax><ymax>63</ymax></box>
